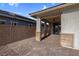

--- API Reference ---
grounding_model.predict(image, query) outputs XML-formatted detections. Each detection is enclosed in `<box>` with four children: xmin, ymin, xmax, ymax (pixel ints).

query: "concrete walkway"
<box><xmin>0</xmin><ymin>35</ymin><xmax>79</xmax><ymax>56</ymax></box>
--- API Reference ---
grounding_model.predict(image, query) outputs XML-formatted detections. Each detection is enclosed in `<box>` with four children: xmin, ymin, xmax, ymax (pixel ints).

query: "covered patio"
<box><xmin>30</xmin><ymin>4</ymin><xmax>62</xmax><ymax>41</ymax></box>
<box><xmin>30</xmin><ymin>3</ymin><xmax>79</xmax><ymax>49</ymax></box>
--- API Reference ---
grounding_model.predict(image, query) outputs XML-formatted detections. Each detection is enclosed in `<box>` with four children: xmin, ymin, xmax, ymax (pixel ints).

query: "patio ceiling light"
<box><xmin>46</xmin><ymin>22</ymin><xmax>49</xmax><ymax>25</ymax></box>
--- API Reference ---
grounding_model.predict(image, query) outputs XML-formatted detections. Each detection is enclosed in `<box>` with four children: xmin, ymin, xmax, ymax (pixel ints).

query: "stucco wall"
<box><xmin>61</xmin><ymin>8</ymin><xmax>79</xmax><ymax>49</ymax></box>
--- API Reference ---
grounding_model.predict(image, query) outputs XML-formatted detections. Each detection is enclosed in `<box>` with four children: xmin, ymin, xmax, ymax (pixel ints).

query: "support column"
<box><xmin>36</xmin><ymin>18</ymin><xmax>41</xmax><ymax>41</ymax></box>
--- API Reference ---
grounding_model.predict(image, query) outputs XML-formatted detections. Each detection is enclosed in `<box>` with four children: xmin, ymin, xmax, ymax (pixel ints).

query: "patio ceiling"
<box><xmin>41</xmin><ymin>15</ymin><xmax>61</xmax><ymax>23</ymax></box>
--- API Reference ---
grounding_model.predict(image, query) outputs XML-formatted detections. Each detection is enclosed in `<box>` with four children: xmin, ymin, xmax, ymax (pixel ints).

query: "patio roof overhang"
<box><xmin>29</xmin><ymin>3</ymin><xmax>78</xmax><ymax>22</ymax></box>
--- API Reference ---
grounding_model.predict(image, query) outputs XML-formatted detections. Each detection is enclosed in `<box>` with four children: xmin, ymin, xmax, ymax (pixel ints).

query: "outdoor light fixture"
<box><xmin>46</xmin><ymin>22</ymin><xmax>49</xmax><ymax>25</ymax></box>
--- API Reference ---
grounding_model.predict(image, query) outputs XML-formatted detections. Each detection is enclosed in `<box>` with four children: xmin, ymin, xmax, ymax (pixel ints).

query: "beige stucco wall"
<box><xmin>61</xmin><ymin>7</ymin><xmax>79</xmax><ymax>49</ymax></box>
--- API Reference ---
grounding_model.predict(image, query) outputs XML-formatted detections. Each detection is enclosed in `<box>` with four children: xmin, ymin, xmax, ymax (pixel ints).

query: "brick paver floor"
<box><xmin>0</xmin><ymin>35</ymin><xmax>79</xmax><ymax>56</ymax></box>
